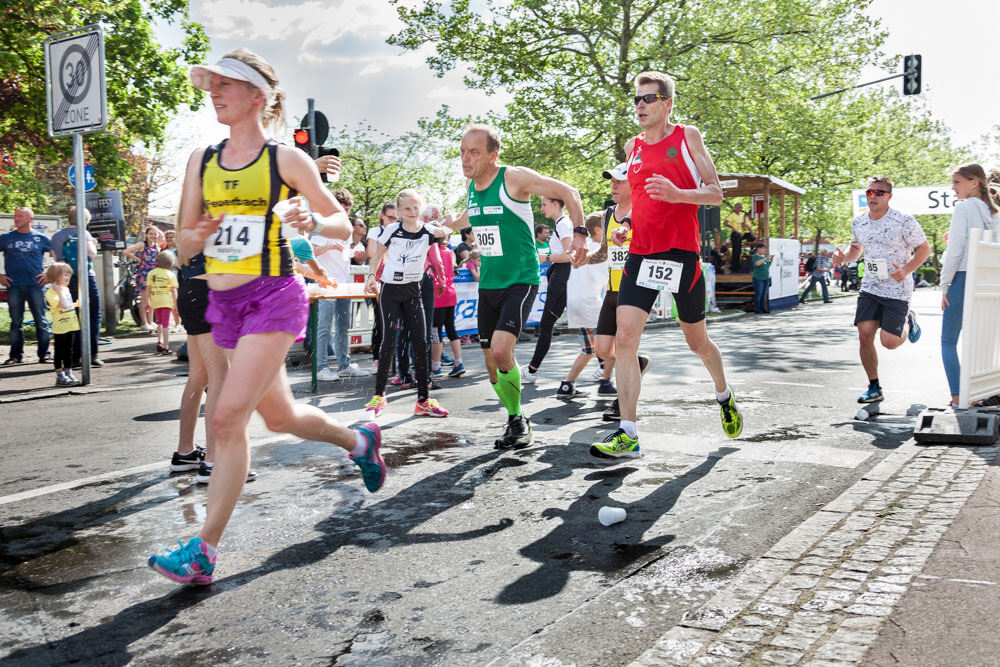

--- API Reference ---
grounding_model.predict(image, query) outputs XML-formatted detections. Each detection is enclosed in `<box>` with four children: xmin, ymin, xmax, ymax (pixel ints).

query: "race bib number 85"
<box><xmin>865</xmin><ymin>258</ymin><xmax>888</xmax><ymax>280</ymax></box>
<box><xmin>204</xmin><ymin>215</ymin><xmax>265</xmax><ymax>263</ymax></box>
<box><xmin>475</xmin><ymin>225</ymin><xmax>503</xmax><ymax>257</ymax></box>
<box><xmin>636</xmin><ymin>258</ymin><xmax>683</xmax><ymax>292</ymax></box>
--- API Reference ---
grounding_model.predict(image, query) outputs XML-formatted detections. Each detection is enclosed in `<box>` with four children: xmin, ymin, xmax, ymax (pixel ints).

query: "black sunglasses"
<box><xmin>865</xmin><ymin>189</ymin><xmax>889</xmax><ymax>197</ymax></box>
<box><xmin>634</xmin><ymin>93</ymin><xmax>667</xmax><ymax>105</ymax></box>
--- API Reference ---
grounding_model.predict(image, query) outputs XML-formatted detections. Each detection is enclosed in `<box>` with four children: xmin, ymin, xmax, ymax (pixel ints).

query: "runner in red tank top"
<box><xmin>588</xmin><ymin>71</ymin><xmax>744</xmax><ymax>462</ymax></box>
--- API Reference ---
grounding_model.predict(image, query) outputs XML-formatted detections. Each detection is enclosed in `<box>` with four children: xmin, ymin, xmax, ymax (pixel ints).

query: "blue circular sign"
<box><xmin>67</xmin><ymin>163</ymin><xmax>97</xmax><ymax>192</ymax></box>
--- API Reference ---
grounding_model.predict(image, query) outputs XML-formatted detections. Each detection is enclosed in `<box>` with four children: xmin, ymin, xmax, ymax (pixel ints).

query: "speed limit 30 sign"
<box><xmin>45</xmin><ymin>25</ymin><xmax>107</xmax><ymax>137</ymax></box>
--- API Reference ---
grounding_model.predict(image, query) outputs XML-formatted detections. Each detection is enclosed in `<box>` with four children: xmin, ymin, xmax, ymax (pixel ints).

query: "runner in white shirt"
<box><xmin>833</xmin><ymin>175</ymin><xmax>930</xmax><ymax>404</ymax></box>
<box><xmin>363</xmin><ymin>190</ymin><xmax>451</xmax><ymax>418</ymax></box>
<box><xmin>555</xmin><ymin>213</ymin><xmax>609</xmax><ymax>398</ymax></box>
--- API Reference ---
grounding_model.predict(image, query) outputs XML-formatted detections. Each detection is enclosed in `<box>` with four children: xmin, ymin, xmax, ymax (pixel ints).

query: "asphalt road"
<box><xmin>0</xmin><ymin>289</ymin><xmax>947</xmax><ymax>665</ymax></box>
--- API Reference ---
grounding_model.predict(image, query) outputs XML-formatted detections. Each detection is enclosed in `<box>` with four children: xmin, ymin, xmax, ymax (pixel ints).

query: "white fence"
<box><xmin>960</xmin><ymin>228</ymin><xmax>1000</xmax><ymax>408</ymax></box>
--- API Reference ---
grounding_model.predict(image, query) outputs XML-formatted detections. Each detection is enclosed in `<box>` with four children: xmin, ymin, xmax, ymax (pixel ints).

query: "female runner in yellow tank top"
<box><xmin>148</xmin><ymin>49</ymin><xmax>386</xmax><ymax>585</ymax></box>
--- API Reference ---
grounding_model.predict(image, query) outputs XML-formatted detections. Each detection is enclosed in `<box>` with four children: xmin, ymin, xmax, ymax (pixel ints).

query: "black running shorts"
<box><xmin>618</xmin><ymin>249</ymin><xmax>705</xmax><ymax>323</ymax></box>
<box><xmin>596</xmin><ymin>289</ymin><xmax>618</xmax><ymax>337</ymax></box>
<box><xmin>477</xmin><ymin>283</ymin><xmax>538</xmax><ymax>348</ymax></box>
<box><xmin>854</xmin><ymin>290</ymin><xmax>909</xmax><ymax>337</ymax></box>
<box><xmin>177</xmin><ymin>277</ymin><xmax>211</xmax><ymax>336</ymax></box>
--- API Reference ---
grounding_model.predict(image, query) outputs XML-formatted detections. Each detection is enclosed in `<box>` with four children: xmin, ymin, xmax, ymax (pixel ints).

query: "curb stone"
<box><xmin>631</xmin><ymin>441</ymin><xmax>1000</xmax><ymax>666</ymax></box>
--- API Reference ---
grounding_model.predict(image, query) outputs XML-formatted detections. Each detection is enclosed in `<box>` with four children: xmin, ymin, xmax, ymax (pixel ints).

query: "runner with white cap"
<box><xmin>147</xmin><ymin>49</ymin><xmax>387</xmax><ymax>586</ymax></box>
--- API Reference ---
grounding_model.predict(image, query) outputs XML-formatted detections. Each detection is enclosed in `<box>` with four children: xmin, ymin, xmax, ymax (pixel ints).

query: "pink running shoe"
<box><xmin>365</xmin><ymin>395</ymin><xmax>387</xmax><ymax>418</ymax></box>
<box><xmin>414</xmin><ymin>398</ymin><xmax>449</xmax><ymax>417</ymax></box>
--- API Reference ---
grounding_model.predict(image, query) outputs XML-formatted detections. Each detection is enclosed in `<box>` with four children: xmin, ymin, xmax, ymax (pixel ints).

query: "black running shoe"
<box><xmin>195</xmin><ymin>462</ymin><xmax>258</xmax><ymax>484</ymax></box>
<box><xmin>602</xmin><ymin>398</ymin><xmax>620</xmax><ymax>421</ymax></box>
<box><xmin>494</xmin><ymin>415</ymin><xmax>533</xmax><ymax>450</ymax></box>
<box><xmin>170</xmin><ymin>447</ymin><xmax>206</xmax><ymax>472</ymax></box>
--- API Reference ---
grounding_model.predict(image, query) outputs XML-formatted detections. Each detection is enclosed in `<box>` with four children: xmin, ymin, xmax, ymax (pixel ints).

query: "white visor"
<box><xmin>189</xmin><ymin>57</ymin><xmax>274</xmax><ymax>103</ymax></box>
<box><xmin>602</xmin><ymin>163</ymin><xmax>628</xmax><ymax>181</ymax></box>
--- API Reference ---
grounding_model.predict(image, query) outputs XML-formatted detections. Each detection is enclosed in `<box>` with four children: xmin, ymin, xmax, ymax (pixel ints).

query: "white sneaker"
<box><xmin>337</xmin><ymin>363</ymin><xmax>369</xmax><ymax>378</ymax></box>
<box><xmin>141</xmin><ymin>323</ymin><xmax>155</xmax><ymax>332</ymax></box>
<box><xmin>317</xmin><ymin>367</ymin><xmax>341</xmax><ymax>382</ymax></box>
<box><xmin>520</xmin><ymin>364</ymin><xmax>537</xmax><ymax>384</ymax></box>
<box><xmin>586</xmin><ymin>366</ymin><xmax>605</xmax><ymax>382</ymax></box>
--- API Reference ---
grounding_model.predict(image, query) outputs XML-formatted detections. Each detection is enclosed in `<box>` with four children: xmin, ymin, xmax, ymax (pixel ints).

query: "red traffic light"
<box><xmin>293</xmin><ymin>129</ymin><xmax>310</xmax><ymax>147</ymax></box>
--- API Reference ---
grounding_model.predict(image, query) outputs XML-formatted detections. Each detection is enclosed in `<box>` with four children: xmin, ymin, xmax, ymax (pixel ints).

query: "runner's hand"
<box><xmin>889</xmin><ymin>263</ymin><xmax>905</xmax><ymax>283</ymax></box>
<box><xmin>611</xmin><ymin>226</ymin><xmax>629</xmax><ymax>246</ymax></box>
<box><xmin>645</xmin><ymin>174</ymin><xmax>683</xmax><ymax>202</ymax></box>
<box><xmin>570</xmin><ymin>235</ymin><xmax>588</xmax><ymax>268</ymax></box>
<box><xmin>193</xmin><ymin>213</ymin><xmax>225</xmax><ymax>245</ymax></box>
<box><xmin>364</xmin><ymin>275</ymin><xmax>379</xmax><ymax>296</ymax></box>
<box><xmin>832</xmin><ymin>249</ymin><xmax>845</xmax><ymax>266</ymax></box>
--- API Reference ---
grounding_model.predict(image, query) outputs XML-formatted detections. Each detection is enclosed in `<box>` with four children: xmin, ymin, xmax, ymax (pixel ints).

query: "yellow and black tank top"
<box><xmin>201</xmin><ymin>139</ymin><xmax>295</xmax><ymax>276</ymax></box>
<box><xmin>603</xmin><ymin>205</ymin><xmax>632</xmax><ymax>291</ymax></box>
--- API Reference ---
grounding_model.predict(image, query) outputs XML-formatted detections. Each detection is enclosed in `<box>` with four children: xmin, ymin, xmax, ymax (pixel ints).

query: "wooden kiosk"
<box><xmin>713</xmin><ymin>173</ymin><xmax>805</xmax><ymax>309</ymax></box>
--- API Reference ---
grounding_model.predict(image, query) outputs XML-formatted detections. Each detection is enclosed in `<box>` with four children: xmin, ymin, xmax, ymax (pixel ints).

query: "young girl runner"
<box><xmin>44</xmin><ymin>262</ymin><xmax>80</xmax><ymax>387</ymax></box>
<box><xmin>363</xmin><ymin>189</ymin><xmax>452</xmax><ymax>418</ymax></box>
<box><xmin>147</xmin><ymin>48</ymin><xmax>386</xmax><ymax>586</ymax></box>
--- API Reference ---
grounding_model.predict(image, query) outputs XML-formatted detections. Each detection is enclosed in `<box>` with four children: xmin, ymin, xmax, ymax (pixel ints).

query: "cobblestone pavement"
<box><xmin>631</xmin><ymin>440</ymin><xmax>1000</xmax><ymax>666</ymax></box>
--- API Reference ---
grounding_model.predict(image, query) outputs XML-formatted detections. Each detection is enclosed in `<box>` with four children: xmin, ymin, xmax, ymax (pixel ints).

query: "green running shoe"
<box><xmin>590</xmin><ymin>428</ymin><xmax>641</xmax><ymax>459</ymax></box>
<box><xmin>718</xmin><ymin>392</ymin><xmax>743</xmax><ymax>439</ymax></box>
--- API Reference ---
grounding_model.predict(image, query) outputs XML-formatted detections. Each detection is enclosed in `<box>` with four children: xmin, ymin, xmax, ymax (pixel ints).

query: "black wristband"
<box><xmin>573</xmin><ymin>226</ymin><xmax>587</xmax><ymax>235</ymax></box>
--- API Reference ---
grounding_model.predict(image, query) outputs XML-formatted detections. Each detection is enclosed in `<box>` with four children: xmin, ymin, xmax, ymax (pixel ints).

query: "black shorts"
<box><xmin>596</xmin><ymin>289</ymin><xmax>618</xmax><ymax>337</ymax></box>
<box><xmin>854</xmin><ymin>291</ymin><xmax>909</xmax><ymax>337</ymax></box>
<box><xmin>618</xmin><ymin>250</ymin><xmax>705</xmax><ymax>323</ymax></box>
<box><xmin>177</xmin><ymin>278</ymin><xmax>211</xmax><ymax>336</ymax></box>
<box><xmin>477</xmin><ymin>284</ymin><xmax>538</xmax><ymax>348</ymax></box>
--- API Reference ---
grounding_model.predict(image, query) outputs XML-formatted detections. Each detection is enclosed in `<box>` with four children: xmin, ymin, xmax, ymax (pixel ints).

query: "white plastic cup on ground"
<box><xmin>598</xmin><ymin>506</ymin><xmax>627</xmax><ymax>526</ymax></box>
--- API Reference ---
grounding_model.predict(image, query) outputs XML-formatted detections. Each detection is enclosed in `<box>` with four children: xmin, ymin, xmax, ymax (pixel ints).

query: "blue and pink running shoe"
<box><xmin>351</xmin><ymin>422</ymin><xmax>386</xmax><ymax>492</ymax></box>
<box><xmin>147</xmin><ymin>536</ymin><xmax>215</xmax><ymax>585</ymax></box>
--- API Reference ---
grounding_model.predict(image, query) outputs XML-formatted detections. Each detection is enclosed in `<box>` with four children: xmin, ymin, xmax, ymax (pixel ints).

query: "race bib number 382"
<box><xmin>204</xmin><ymin>215</ymin><xmax>265</xmax><ymax>262</ymax></box>
<box><xmin>609</xmin><ymin>244</ymin><xmax>629</xmax><ymax>271</ymax></box>
<box><xmin>636</xmin><ymin>257</ymin><xmax>683</xmax><ymax>292</ymax></box>
<box><xmin>475</xmin><ymin>225</ymin><xmax>503</xmax><ymax>257</ymax></box>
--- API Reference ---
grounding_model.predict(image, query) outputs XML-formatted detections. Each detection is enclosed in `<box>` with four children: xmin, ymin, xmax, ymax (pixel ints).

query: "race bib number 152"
<box><xmin>636</xmin><ymin>257</ymin><xmax>683</xmax><ymax>292</ymax></box>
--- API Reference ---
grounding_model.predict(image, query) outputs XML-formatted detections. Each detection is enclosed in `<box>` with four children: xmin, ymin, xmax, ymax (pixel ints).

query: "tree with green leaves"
<box><xmin>391</xmin><ymin>0</ymin><xmax>972</xmax><ymax>244</ymax></box>
<box><xmin>0</xmin><ymin>1</ymin><xmax>208</xmax><ymax>215</ymax></box>
<box><xmin>326</xmin><ymin>123</ymin><xmax>463</xmax><ymax>226</ymax></box>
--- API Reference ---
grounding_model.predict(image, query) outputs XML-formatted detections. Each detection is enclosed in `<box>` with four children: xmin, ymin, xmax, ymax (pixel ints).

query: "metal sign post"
<box><xmin>46</xmin><ymin>24</ymin><xmax>107</xmax><ymax>386</ymax></box>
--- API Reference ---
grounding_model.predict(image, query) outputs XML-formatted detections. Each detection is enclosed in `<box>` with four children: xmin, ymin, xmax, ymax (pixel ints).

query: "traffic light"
<box><xmin>293</xmin><ymin>127</ymin><xmax>312</xmax><ymax>154</ymax></box>
<box><xmin>903</xmin><ymin>54</ymin><xmax>922</xmax><ymax>95</ymax></box>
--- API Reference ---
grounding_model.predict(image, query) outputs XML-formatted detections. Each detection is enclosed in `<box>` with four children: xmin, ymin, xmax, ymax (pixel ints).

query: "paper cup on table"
<box><xmin>273</xmin><ymin>198</ymin><xmax>300</xmax><ymax>238</ymax></box>
<box><xmin>598</xmin><ymin>506</ymin><xmax>626</xmax><ymax>526</ymax></box>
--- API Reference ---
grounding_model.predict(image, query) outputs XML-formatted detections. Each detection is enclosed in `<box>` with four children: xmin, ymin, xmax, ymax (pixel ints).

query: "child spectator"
<box><xmin>463</xmin><ymin>250</ymin><xmax>481</xmax><ymax>282</ymax></box>
<box><xmin>146</xmin><ymin>251</ymin><xmax>179</xmax><ymax>355</ymax></box>
<box><xmin>44</xmin><ymin>262</ymin><xmax>81</xmax><ymax>386</ymax></box>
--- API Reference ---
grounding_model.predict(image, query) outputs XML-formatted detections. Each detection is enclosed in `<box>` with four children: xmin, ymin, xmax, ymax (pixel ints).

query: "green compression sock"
<box><xmin>493</xmin><ymin>365</ymin><xmax>523</xmax><ymax>416</ymax></box>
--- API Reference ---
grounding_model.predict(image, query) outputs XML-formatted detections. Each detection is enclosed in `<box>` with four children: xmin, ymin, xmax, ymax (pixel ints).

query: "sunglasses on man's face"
<box><xmin>865</xmin><ymin>189</ymin><xmax>888</xmax><ymax>197</ymax></box>
<box><xmin>634</xmin><ymin>93</ymin><xmax>666</xmax><ymax>106</ymax></box>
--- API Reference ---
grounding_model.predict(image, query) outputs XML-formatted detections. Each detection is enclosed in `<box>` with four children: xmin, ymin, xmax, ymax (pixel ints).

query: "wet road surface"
<box><xmin>0</xmin><ymin>291</ymin><xmax>944</xmax><ymax>665</ymax></box>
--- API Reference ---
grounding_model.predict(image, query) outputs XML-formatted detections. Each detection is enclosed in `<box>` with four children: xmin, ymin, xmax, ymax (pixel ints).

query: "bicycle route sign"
<box><xmin>45</xmin><ymin>25</ymin><xmax>107</xmax><ymax>137</ymax></box>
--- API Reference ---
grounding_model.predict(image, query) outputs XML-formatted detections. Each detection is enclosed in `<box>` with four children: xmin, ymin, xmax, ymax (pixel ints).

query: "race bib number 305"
<box><xmin>865</xmin><ymin>258</ymin><xmax>889</xmax><ymax>280</ymax></box>
<box><xmin>205</xmin><ymin>215</ymin><xmax>265</xmax><ymax>262</ymax></box>
<box><xmin>475</xmin><ymin>225</ymin><xmax>503</xmax><ymax>257</ymax></box>
<box><xmin>636</xmin><ymin>258</ymin><xmax>683</xmax><ymax>292</ymax></box>
<box><xmin>609</xmin><ymin>244</ymin><xmax>629</xmax><ymax>271</ymax></box>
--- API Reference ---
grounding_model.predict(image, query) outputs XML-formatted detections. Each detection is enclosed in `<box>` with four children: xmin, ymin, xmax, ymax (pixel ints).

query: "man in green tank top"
<box><xmin>444</xmin><ymin>124</ymin><xmax>586</xmax><ymax>449</ymax></box>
